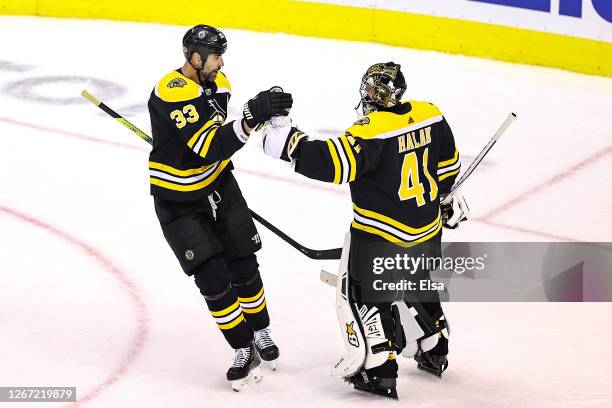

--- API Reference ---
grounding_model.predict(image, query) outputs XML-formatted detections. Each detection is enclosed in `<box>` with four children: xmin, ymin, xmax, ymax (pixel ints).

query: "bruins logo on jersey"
<box><xmin>354</xmin><ymin>117</ymin><xmax>370</xmax><ymax>126</ymax></box>
<box><xmin>167</xmin><ymin>78</ymin><xmax>187</xmax><ymax>89</ymax></box>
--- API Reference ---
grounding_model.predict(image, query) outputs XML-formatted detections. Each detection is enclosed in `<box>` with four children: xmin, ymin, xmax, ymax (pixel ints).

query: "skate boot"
<box><xmin>347</xmin><ymin>359</ymin><xmax>398</xmax><ymax>400</ymax></box>
<box><xmin>226</xmin><ymin>341</ymin><xmax>262</xmax><ymax>392</ymax></box>
<box><xmin>414</xmin><ymin>335</ymin><xmax>449</xmax><ymax>378</ymax></box>
<box><xmin>253</xmin><ymin>327</ymin><xmax>279</xmax><ymax>370</ymax></box>
<box><xmin>414</xmin><ymin>350</ymin><xmax>448</xmax><ymax>378</ymax></box>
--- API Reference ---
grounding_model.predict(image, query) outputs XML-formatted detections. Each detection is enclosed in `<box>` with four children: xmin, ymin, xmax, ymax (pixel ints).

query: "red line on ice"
<box><xmin>0</xmin><ymin>116</ymin><xmax>344</xmax><ymax>196</ymax></box>
<box><xmin>481</xmin><ymin>146</ymin><xmax>612</xmax><ymax>220</ymax></box>
<box><xmin>0</xmin><ymin>205</ymin><xmax>149</xmax><ymax>407</ymax></box>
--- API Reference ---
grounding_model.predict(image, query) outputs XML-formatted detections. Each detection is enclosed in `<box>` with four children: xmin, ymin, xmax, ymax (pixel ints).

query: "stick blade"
<box><xmin>320</xmin><ymin>270</ymin><xmax>337</xmax><ymax>287</ymax></box>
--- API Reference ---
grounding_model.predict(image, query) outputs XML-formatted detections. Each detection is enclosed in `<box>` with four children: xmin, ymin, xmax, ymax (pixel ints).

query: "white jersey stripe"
<box><xmin>332</xmin><ymin>138</ymin><xmax>349</xmax><ymax>184</ymax></box>
<box><xmin>374</xmin><ymin>115</ymin><xmax>444</xmax><ymax>140</ymax></box>
<box><xmin>150</xmin><ymin>162</ymin><xmax>219</xmax><ymax>184</ymax></box>
<box><xmin>353</xmin><ymin>212</ymin><xmax>441</xmax><ymax>241</ymax></box>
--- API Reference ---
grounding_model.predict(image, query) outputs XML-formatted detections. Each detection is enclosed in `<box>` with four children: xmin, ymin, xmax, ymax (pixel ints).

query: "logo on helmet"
<box><xmin>185</xmin><ymin>249</ymin><xmax>195</xmax><ymax>261</ymax></box>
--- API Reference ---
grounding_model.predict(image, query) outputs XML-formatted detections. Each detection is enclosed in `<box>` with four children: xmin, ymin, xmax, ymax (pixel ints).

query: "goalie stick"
<box><xmin>81</xmin><ymin>89</ymin><xmax>342</xmax><ymax>260</ymax></box>
<box><xmin>441</xmin><ymin>113</ymin><xmax>517</xmax><ymax>205</ymax></box>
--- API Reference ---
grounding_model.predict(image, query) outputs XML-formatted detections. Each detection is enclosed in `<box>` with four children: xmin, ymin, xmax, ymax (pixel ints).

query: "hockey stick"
<box><xmin>80</xmin><ymin>89</ymin><xmax>342</xmax><ymax>260</ymax></box>
<box><xmin>441</xmin><ymin>113</ymin><xmax>517</xmax><ymax>205</ymax></box>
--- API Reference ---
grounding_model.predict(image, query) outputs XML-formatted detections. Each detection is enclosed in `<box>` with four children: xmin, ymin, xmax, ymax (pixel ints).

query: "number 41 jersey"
<box><xmin>293</xmin><ymin>101</ymin><xmax>461</xmax><ymax>244</ymax></box>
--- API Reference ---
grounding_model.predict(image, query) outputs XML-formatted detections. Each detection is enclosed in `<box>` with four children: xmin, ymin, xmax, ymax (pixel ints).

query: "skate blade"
<box><xmin>231</xmin><ymin>368</ymin><xmax>263</xmax><ymax>392</ymax></box>
<box><xmin>353</xmin><ymin>385</ymin><xmax>399</xmax><ymax>400</ymax></box>
<box><xmin>416</xmin><ymin>362</ymin><xmax>446</xmax><ymax>378</ymax></box>
<box><xmin>264</xmin><ymin>359</ymin><xmax>277</xmax><ymax>371</ymax></box>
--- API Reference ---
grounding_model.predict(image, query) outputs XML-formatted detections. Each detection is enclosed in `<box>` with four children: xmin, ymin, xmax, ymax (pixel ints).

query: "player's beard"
<box><xmin>201</xmin><ymin>69</ymin><xmax>218</xmax><ymax>83</ymax></box>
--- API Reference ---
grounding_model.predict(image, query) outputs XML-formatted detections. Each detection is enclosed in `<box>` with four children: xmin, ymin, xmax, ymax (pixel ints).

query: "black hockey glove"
<box><xmin>243</xmin><ymin>88</ymin><xmax>293</xmax><ymax>129</ymax></box>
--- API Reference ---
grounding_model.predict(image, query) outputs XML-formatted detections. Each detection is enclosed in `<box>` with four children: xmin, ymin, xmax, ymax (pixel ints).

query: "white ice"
<box><xmin>0</xmin><ymin>16</ymin><xmax>611</xmax><ymax>407</ymax></box>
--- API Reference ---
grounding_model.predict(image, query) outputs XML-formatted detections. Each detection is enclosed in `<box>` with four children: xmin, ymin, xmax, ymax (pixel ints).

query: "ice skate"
<box><xmin>254</xmin><ymin>327</ymin><xmax>279</xmax><ymax>371</ymax></box>
<box><xmin>348</xmin><ymin>371</ymin><xmax>398</xmax><ymax>400</ymax></box>
<box><xmin>414</xmin><ymin>350</ymin><xmax>448</xmax><ymax>378</ymax></box>
<box><xmin>227</xmin><ymin>341</ymin><xmax>263</xmax><ymax>392</ymax></box>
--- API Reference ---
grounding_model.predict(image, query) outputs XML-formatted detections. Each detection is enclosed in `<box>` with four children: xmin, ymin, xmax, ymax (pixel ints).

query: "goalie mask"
<box><xmin>355</xmin><ymin>62</ymin><xmax>407</xmax><ymax>117</ymax></box>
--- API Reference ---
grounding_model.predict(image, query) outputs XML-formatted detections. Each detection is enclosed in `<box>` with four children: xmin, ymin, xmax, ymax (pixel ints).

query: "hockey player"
<box><xmin>261</xmin><ymin>62</ymin><xmax>469</xmax><ymax>398</ymax></box>
<box><xmin>148</xmin><ymin>24</ymin><xmax>292</xmax><ymax>390</ymax></box>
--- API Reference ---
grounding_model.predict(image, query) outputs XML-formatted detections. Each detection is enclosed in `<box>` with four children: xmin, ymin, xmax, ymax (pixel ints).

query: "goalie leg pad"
<box><xmin>333</xmin><ymin>233</ymin><xmax>403</xmax><ymax>378</ymax></box>
<box><xmin>333</xmin><ymin>233</ymin><xmax>367</xmax><ymax>378</ymax></box>
<box><xmin>395</xmin><ymin>302</ymin><xmax>450</xmax><ymax>358</ymax></box>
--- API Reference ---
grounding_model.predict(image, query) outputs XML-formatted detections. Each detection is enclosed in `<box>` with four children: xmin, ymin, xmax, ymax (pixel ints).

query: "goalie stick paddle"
<box><xmin>441</xmin><ymin>113</ymin><xmax>517</xmax><ymax>205</ymax></box>
<box><xmin>81</xmin><ymin>89</ymin><xmax>342</xmax><ymax>260</ymax></box>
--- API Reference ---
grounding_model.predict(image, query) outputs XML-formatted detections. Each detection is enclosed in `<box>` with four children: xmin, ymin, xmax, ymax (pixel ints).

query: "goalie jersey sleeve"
<box><xmin>148</xmin><ymin>70</ymin><xmax>249</xmax><ymax>201</ymax></box>
<box><xmin>294</xmin><ymin>132</ymin><xmax>383</xmax><ymax>184</ymax></box>
<box><xmin>293</xmin><ymin>101</ymin><xmax>461</xmax><ymax>243</ymax></box>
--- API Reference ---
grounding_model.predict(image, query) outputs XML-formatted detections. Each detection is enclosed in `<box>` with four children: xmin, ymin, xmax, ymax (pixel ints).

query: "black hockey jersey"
<box><xmin>148</xmin><ymin>69</ymin><xmax>248</xmax><ymax>201</ymax></box>
<box><xmin>294</xmin><ymin>101</ymin><xmax>460</xmax><ymax>243</ymax></box>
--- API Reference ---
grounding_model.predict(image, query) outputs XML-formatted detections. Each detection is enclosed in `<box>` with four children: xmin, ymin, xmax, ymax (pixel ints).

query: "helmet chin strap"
<box><xmin>188</xmin><ymin>53</ymin><xmax>209</xmax><ymax>84</ymax></box>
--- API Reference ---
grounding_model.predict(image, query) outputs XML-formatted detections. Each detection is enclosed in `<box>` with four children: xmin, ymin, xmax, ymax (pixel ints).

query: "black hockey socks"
<box><xmin>205</xmin><ymin>286</ymin><xmax>252</xmax><ymax>349</ymax></box>
<box><xmin>233</xmin><ymin>271</ymin><xmax>270</xmax><ymax>331</ymax></box>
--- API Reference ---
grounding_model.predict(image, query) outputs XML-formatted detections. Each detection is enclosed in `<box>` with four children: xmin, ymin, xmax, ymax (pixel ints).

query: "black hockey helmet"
<box><xmin>182</xmin><ymin>24</ymin><xmax>227</xmax><ymax>62</ymax></box>
<box><xmin>356</xmin><ymin>62</ymin><xmax>407</xmax><ymax>116</ymax></box>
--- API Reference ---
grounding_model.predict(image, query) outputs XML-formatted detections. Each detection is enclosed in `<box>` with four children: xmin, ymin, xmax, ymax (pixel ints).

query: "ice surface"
<box><xmin>1</xmin><ymin>16</ymin><xmax>611</xmax><ymax>407</ymax></box>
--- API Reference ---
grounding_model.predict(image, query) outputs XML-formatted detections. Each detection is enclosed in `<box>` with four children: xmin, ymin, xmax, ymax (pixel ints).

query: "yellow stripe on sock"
<box><xmin>241</xmin><ymin>300</ymin><xmax>267</xmax><ymax>314</ymax></box>
<box><xmin>211</xmin><ymin>300</ymin><xmax>239</xmax><ymax>317</ymax></box>
<box><xmin>238</xmin><ymin>287</ymin><xmax>264</xmax><ymax>303</ymax></box>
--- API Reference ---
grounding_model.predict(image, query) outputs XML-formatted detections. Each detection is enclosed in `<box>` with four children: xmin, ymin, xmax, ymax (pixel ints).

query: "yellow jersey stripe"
<box><xmin>326</xmin><ymin>139</ymin><xmax>341</xmax><ymax>184</ymax></box>
<box><xmin>217</xmin><ymin>314</ymin><xmax>245</xmax><ymax>330</ymax></box>
<box><xmin>242</xmin><ymin>300</ymin><xmax>267</xmax><ymax>314</ymax></box>
<box><xmin>187</xmin><ymin>120</ymin><xmax>215</xmax><ymax>149</ymax></box>
<box><xmin>352</xmin><ymin>221</ymin><xmax>402</xmax><ymax>242</ymax></box>
<box><xmin>199</xmin><ymin>127</ymin><xmax>218</xmax><ymax>158</ymax></box>
<box><xmin>151</xmin><ymin>160</ymin><xmax>229</xmax><ymax>192</ymax></box>
<box><xmin>439</xmin><ymin>168</ymin><xmax>460</xmax><ymax>181</ymax></box>
<box><xmin>237</xmin><ymin>287</ymin><xmax>264</xmax><ymax>303</ymax></box>
<box><xmin>352</xmin><ymin>220</ymin><xmax>442</xmax><ymax>244</ymax></box>
<box><xmin>149</xmin><ymin>161</ymin><xmax>215</xmax><ymax>177</ymax></box>
<box><xmin>353</xmin><ymin>204</ymin><xmax>440</xmax><ymax>234</ymax></box>
<box><xmin>438</xmin><ymin>149</ymin><xmax>459</xmax><ymax>168</ymax></box>
<box><xmin>211</xmin><ymin>300</ymin><xmax>240</xmax><ymax>317</ymax></box>
<box><xmin>340</xmin><ymin>136</ymin><xmax>357</xmax><ymax>182</ymax></box>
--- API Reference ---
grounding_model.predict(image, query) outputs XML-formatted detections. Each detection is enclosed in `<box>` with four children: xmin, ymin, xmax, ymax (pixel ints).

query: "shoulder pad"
<box><xmin>214</xmin><ymin>71</ymin><xmax>231</xmax><ymax>94</ymax></box>
<box><xmin>155</xmin><ymin>70</ymin><xmax>202</xmax><ymax>103</ymax></box>
<box><xmin>346</xmin><ymin>114</ymin><xmax>380</xmax><ymax>139</ymax></box>
<box><xmin>407</xmin><ymin>100</ymin><xmax>443</xmax><ymax>120</ymax></box>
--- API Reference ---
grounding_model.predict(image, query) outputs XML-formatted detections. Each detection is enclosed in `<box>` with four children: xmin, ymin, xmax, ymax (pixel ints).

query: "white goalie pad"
<box><xmin>393</xmin><ymin>302</ymin><xmax>425</xmax><ymax>358</ymax></box>
<box><xmin>393</xmin><ymin>302</ymin><xmax>450</xmax><ymax>358</ymax></box>
<box><xmin>332</xmin><ymin>232</ymin><xmax>366</xmax><ymax>378</ymax></box>
<box><xmin>331</xmin><ymin>233</ymin><xmax>392</xmax><ymax>377</ymax></box>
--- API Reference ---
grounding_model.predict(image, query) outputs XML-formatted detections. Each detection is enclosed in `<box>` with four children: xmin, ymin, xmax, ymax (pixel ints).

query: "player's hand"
<box><xmin>440</xmin><ymin>191</ymin><xmax>470</xmax><ymax>229</ymax></box>
<box><xmin>262</xmin><ymin>124</ymin><xmax>308</xmax><ymax>162</ymax></box>
<box><xmin>243</xmin><ymin>87</ymin><xmax>293</xmax><ymax>129</ymax></box>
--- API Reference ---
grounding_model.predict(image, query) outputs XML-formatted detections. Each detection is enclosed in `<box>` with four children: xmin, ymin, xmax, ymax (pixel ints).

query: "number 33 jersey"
<box><xmin>148</xmin><ymin>69</ymin><xmax>249</xmax><ymax>201</ymax></box>
<box><xmin>293</xmin><ymin>101</ymin><xmax>461</xmax><ymax>244</ymax></box>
